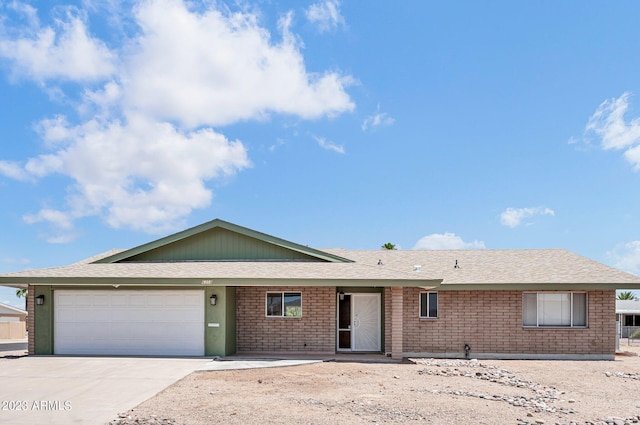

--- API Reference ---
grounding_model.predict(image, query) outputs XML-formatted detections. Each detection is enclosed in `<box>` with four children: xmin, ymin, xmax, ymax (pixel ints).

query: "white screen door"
<box><xmin>352</xmin><ymin>293</ymin><xmax>381</xmax><ymax>351</ymax></box>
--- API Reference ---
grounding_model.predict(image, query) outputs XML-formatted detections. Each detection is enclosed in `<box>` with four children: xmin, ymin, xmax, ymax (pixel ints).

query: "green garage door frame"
<box><xmin>32</xmin><ymin>285</ymin><xmax>236</xmax><ymax>356</ymax></box>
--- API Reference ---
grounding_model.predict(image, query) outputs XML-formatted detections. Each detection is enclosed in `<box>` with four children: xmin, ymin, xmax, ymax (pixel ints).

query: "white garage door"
<box><xmin>54</xmin><ymin>290</ymin><xmax>204</xmax><ymax>356</ymax></box>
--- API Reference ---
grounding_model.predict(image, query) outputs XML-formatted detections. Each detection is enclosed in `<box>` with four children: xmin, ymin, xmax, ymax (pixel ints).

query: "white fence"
<box><xmin>620</xmin><ymin>325</ymin><xmax>640</xmax><ymax>339</ymax></box>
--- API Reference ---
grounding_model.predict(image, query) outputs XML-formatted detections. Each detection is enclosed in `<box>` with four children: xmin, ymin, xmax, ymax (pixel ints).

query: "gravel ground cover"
<box><xmin>109</xmin><ymin>344</ymin><xmax>640</xmax><ymax>425</ymax></box>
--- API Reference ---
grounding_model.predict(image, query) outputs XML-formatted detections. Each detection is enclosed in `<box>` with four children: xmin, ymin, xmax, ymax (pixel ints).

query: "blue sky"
<box><xmin>2</xmin><ymin>0</ymin><xmax>640</xmax><ymax>307</ymax></box>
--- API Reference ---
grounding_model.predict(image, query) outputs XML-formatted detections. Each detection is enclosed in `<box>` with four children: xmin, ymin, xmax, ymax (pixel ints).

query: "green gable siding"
<box><xmin>120</xmin><ymin>227</ymin><xmax>325</xmax><ymax>262</ymax></box>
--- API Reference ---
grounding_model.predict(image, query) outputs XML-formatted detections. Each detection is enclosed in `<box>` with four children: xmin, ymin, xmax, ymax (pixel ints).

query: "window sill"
<box><xmin>266</xmin><ymin>316</ymin><xmax>302</xmax><ymax>319</ymax></box>
<box><xmin>523</xmin><ymin>326</ymin><xmax>588</xmax><ymax>329</ymax></box>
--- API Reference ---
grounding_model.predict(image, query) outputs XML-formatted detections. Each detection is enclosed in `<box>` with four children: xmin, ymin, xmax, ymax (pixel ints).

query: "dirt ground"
<box><xmin>111</xmin><ymin>344</ymin><xmax>640</xmax><ymax>425</ymax></box>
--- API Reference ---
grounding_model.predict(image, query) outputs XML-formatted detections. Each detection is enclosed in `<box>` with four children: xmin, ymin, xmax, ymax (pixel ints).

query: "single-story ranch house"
<box><xmin>1</xmin><ymin>219</ymin><xmax>639</xmax><ymax>360</ymax></box>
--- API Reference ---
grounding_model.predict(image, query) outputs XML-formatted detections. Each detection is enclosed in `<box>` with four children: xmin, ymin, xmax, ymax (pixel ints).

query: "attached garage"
<box><xmin>54</xmin><ymin>290</ymin><xmax>204</xmax><ymax>356</ymax></box>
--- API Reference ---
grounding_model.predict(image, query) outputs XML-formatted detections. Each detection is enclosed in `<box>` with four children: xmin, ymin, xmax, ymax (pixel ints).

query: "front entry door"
<box><xmin>337</xmin><ymin>293</ymin><xmax>381</xmax><ymax>352</ymax></box>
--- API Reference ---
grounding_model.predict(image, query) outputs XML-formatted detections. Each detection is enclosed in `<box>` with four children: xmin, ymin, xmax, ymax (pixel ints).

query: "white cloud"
<box><xmin>607</xmin><ymin>241</ymin><xmax>640</xmax><ymax>276</ymax></box>
<box><xmin>0</xmin><ymin>0</ymin><xmax>356</xmax><ymax>240</ymax></box>
<box><xmin>305</xmin><ymin>0</ymin><xmax>345</xmax><ymax>32</ymax></box>
<box><xmin>124</xmin><ymin>0</ymin><xmax>354</xmax><ymax>127</ymax></box>
<box><xmin>575</xmin><ymin>92</ymin><xmax>640</xmax><ymax>170</ymax></box>
<box><xmin>361</xmin><ymin>108</ymin><xmax>395</xmax><ymax>131</ymax></box>
<box><xmin>2</xmin><ymin>257</ymin><xmax>31</xmax><ymax>266</ymax></box>
<box><xmin>24</xmin><ymin>208</ymin><xmax>74</xmax><ymax>230</ymax></box>
<box><xmin>0</xmin><ymin>6</ymin><xmax>116</xmax><ymax>82</ymax></box>
<box><xmin>269</xmin><ymin>138</ymin><xmax>286</xmax><ymax>152</ymax></box>
<box><xmin>0</xmin><ymin>160</ymin><xmax>31</xmax><ymax>181</ymax></box>
<box><xmin>313</xmin><ymin>135</ymin><xmax>344</xmax><ymax>154</ymax></box>
<box><xmin>500</xmin><ymin>207</ymin><xmax>555</xmax><ymax>228</ymax></box>
<box><xmin>23</xmin><ymin>114</ymin><xmax>250</xmax><ymax>234</ymax></box>
<box><xmin>413</xmin><ymin>233</ymin><xmax>486</xmax><ymax>250</ymax></box>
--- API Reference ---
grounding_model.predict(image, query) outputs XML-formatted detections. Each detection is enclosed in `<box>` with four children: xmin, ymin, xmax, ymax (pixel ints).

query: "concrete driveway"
<box><xmin>0</xmin><ymin>356</ymin><xmax>210</xmax><ymax>425</ymax></box>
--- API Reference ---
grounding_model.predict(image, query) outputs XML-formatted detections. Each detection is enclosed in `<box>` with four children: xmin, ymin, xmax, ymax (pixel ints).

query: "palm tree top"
<box><xmin>381</xmin><ymin>242</ymin><xmax>396</xmax><ymax>250</ymax></box>
<box><xmin>617</xmin><ymin>291</ymin><xmax>637</xmax><ymax>301</ymax></box>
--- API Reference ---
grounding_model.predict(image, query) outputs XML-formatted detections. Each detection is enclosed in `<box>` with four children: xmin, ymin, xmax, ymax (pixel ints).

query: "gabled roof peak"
<box><xmin>93</xmin><ymin>218</ymin><xmax>353</xmax><ymax>264</ymax></box>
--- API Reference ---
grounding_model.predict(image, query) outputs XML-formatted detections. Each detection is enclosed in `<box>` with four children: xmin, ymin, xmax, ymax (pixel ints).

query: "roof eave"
<box><xmin>438</xmin><ymin>282</ymin><xmax>640</xmax><ymax>290</ymax></box>
<box><xmin>1</xmin><ymin>276</ymin><xmax>442</xmax><ymax>288</ymax></box>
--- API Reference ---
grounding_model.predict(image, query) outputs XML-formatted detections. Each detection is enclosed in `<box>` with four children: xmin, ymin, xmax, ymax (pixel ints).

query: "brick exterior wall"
<box><xmin>384</xmin><ymin>287</ymin><xmax>392</xmax><ymax>354</ymax></box>
<box><xmin>236</xmin><ymin>286</ymin><xmax>336</xmax><ymax>353</ymax></box>
<box><xmin>390</xmin><ymin>287</ymin><xmax>403</xmax><ymax>360</ymax></box>
<box><xmin>27</xmin><ymin>285</ymin><xmax>34</xmax><ymax>355</ymax></box>
<box><xmin>402</xmin><ymin>288</ymin><xmax>616</xmax><ymax>356</ymax></box>
<box><xmin>237</xmin><ymin>286</ymin><xmax>615</xmax><ymax>357</ymax></box>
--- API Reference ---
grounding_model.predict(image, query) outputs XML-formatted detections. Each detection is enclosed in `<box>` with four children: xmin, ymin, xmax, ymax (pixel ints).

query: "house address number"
<box><xmin>201</xmin><ymin>280</ymin><xmax>213</xmax><ymax>285</ymax></box>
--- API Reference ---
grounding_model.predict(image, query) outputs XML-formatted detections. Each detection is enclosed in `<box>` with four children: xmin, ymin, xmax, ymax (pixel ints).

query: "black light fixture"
<box><xmin>209</xmin><ymin>294</ymin><xmax>217</xmax><ymax>306</ymax></box>
<box><xmin>35</xmin><ymin>295</ymin><xmax>45</xmax><ymax>306</ymax></box>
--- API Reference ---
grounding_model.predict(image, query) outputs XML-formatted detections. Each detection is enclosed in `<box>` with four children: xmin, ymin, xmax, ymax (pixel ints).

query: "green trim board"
<box><xmin>34</xmin><ymin>286</ymin><xmax>233</xmax><ymax>356</ymax></box>
<box><xmin>14</xmin><ymin>278</ymin><xmax>441</xmax><ymax>287</ymax></box>
<box><xmin>204</xmin><ymin>286</ymin><xmax>236</xmax><ymax>356</ymax></box>
<box><xmin>33</xmin><ymin>285</ymin><xmax>53</xmax><ymax>355</ymax></box>
<box><xmin>13</xmin><ymin>279</ymin><xmax>637</xmax><ymax>290</ymax></box>
<box><xmin>225</xmin><ymin>287</ymin><xmax>236</xmax><ymax>355</ymax></box>
<box><xmin>435</xmin><ymin>282</ymin><xmax>640</xmax><ymax>290</ymax></box>
<box><xmin>95</xmin><ymin>219</ymin><xmax>352</xmax><ymax>264</ymax></box>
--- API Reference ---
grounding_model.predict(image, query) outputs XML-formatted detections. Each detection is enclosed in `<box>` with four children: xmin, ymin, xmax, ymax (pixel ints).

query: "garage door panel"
<box><xmin>75</xmin><ymin>295</ymin><xmax>92</xmax><ymax>306</ymax></box>
<box><xmin>129</xmin><ymin>295</ymin><xmax>146</xmax><ymax>306</ymax></box>
<box><xmin>146</xmin><ymin>295</ymin><xmax>165</xmax><ymax>306</ymax></box>
<box><xmin>108</xmin><ymin>310</ymin><xmax>132</xmax><ymax>322</ymax></box>
<box><xmin>54</xmin><ymin>290</ymin><xmax>205</xmax><ymax>356</ymax></box>
<box><xmin>57</xmin><ymin>294</ymin><xmax>75</xmax><ymax>306</ymax></box>
<box><xmin>60</xmin><ymin>324</ymin><xmax>99</xmax><ymax>339</ymax></box>
<box><xmin>184</xmin><ymin>310</ymin><xmax>203</xmax><ymax>321</ymax></box>
<box><xmin>165</xmin><ymin>296</ymin><xmax>185</xmax><ymax>306</ymax></box>
<box><xmin>184</xmin><ymin>294</ymin><xmax>202</xmax><ymax>305</ymax></box>
<box><xmin>111</xmin><ymin>295</ymin><xmax>130</xmax><ymax>306</ymax></box>
<box><xmin>92</xmin><ymin>295</ymin><xmax>110</xmax><ymax>306</ymax></box>
<box><xmin>56</xmin><ymin>309</ymin><xmax>75</xmax><ymax>321</ymax></box>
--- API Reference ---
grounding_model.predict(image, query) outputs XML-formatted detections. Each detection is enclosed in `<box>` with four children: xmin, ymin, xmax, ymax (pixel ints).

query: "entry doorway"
<box><xmin>337</xmin><ymin>293</ymin><xmax>381</xmax><ymax>352</ymax></box>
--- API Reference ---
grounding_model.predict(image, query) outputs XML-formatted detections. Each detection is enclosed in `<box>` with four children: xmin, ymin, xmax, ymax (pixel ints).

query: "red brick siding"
<box><xmin>235</xmin><ymin>286</ymin><xmax>615</xmax><ymax>356</ymax></box>
<box><xmin>390</xmin><ymin>287</ymin><xmax>403</xmax><ymax>360</ymax></box>
<box><xmin>384</xmin><ymin>287</ymin><xmax>392</xmax><ymax>354</ymax></box>
<box><xmin>236</xmin><ymin>286</ymin><xmax>336</xmax><ymax>353</ymax></box>
<box><xmin>403</xmin><ymin>288</ymin><xmax>615</xmax><ymax>356</ymax></box>
<box><xmin>27</xmin><ymin>285</ymin><xmax>34</xmax><ymax>355</ymax></box>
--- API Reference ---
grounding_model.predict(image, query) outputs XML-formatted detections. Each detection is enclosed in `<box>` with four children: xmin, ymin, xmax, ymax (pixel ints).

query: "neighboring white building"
<box><xmin>0</xmin><ymin>302</ymin><xmax>26</xmax><ymax>322</ymax></box>
<box><xmin>0</xmin><ymin>302</ymin><xmax>27</xmax><ymax>339</ymax></box>
<box><xmin>616</xmin><ymin>299</ymin><xmax>640</xmax><ymax>338</ymax></box>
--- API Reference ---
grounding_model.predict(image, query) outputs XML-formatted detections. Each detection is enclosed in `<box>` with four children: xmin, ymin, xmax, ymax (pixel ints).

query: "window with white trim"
<box><xmin>523</xmin><ymin>292</ymin><xmax>587</xmax><ymax>327</ymax></box>
<box><xmin>266</xmin><ymin>292</ymin><xmax>302</xmax><ymax>317</ymax></box>
<box><xmin>419</xmin><ymin>292</ymin><xmax>438</xmax><ymax>318</ymax></box>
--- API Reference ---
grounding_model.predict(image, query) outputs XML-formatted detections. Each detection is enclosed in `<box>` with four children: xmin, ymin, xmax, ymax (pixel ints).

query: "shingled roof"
<box><xmin>1</xmin><ymin>247</ymin><xmax>639</xmax><ymax>290</ymax></box>
<box><xmin>324</xmin><ymin>248</ymin><xmax>640</xmax><ymax>288</ymax></box>
<box><xmin>0</xmin><ymin>255</ymin><xmax>441</xmax><ymax>287</ymax></box>
<box><xmin>1</xmin><ymin>218</ymin><xmax>639</xmax><ymax>290</ymax></box>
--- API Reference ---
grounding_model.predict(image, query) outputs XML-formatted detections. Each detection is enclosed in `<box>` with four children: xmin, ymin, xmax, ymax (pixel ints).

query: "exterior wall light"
<box><xmin>339</xmin><ymin>292</ymin><xmax>345</xmax><ymax>301</ymax></box>
<box><xmin>209</xmin><ymin>294</ymin><xmax>217</xmax><ymax>306</ymax></box>
<box><xmin>36</xmin><ymin>295</ymin><xmax>45</xmax><ymax>306</ymax></box>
